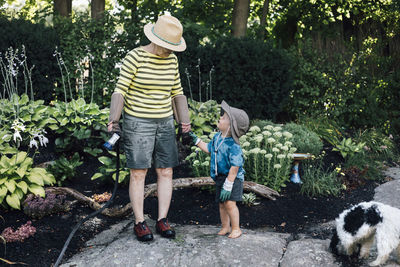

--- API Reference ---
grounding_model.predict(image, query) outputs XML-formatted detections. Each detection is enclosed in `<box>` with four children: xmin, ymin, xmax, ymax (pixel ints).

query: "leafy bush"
<box><xmin>300</xmin><ymin>160</ymin><xmax>342</xmax><ymax>197</ymax></box>
<box><xmin>241</xmin><ymin>125</ymin><xmax>296</xmax><ymax>192</ymax></box>
<box><xmin>283</xmin><ymin>123</ymin><xmax>323</xmax><ymax>156</ymax></box>
<box><xmin>0</xmin><ymin>16</ymin><xmax>59</xmax><ymax>102</ymax></box>
<box><xmin>0</xmin><ymin>152</ymin><xmax>55</xmax><ymax>210</ymax></box>
<box><xmin>91</xmin><ymin>151</ymin><xmax>129</xmax><ymax>184</ymax></box>
<box><xmin>343</xmin><ymin>152</ymin><xmax>384</xmax><ymax>181</ymax></box>
<box><xmin>188</xmin><ymin>99</ymin><xmax>219</xmax><ymax>136</ymax></box>
<box><xmin>0</xmin><ymin>94</ymin><xmax>57</xmax><ymax>154</ymax></box>
<box><xmin>299</xmin><ymin>115</ymin><xmax>343</xmax><ymax>147</ymax></box>
<box><xmin>1</xmin><ymin>221</ymin><xmax>36</xmax><ymax>242</ymax></box>
<box><xmin>52</xmin><ymin>98</ymin><xmax>108</xmax><ymax>156</ymax></box>
<box><xmin>47</xmin><ymin>153</ymin><xmax>83</xmax><ymax>186</ymax></box>
<box><xmin>22</xmin><ymin>193</ymin><xmax>68</xmax><ymax>219</ymax></box>
<box><xmin>333</xmin><ymin>138</ymin><xmax>365</xmax><ymax>159</ymax></box>
<box><xmin>242</xmin><ymin>192</ymin><xmax>259</xmax><ymax>207</ymax></box>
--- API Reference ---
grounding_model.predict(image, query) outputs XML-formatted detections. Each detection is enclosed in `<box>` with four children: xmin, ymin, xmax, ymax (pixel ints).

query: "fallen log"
<box><xmin>47</xmin><ymin>177</ymin><xmax>280</xmax><ymax>217</ymax></box>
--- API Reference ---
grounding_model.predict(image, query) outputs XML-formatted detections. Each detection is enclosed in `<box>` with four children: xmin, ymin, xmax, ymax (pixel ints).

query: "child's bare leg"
<box><xmin>224</xmin><ymin>200</ymin><xmax>242</xmax><ymax>238</ymax></box>
<box><xmin>218</xmin><ymin>202</ymin><xmax>231</xmax><ymax>235</ymax></box>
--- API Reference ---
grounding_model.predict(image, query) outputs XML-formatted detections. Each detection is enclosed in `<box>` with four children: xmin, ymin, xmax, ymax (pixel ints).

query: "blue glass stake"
<box><xmin>290</xmin><ymin>161</ymin><xmax>302</xmax><ymax>183</ymax></box>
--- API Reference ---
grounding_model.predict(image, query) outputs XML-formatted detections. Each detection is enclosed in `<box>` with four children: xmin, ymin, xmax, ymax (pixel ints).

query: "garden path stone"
<box><xmin>61</xmin><ymin>168</ymin><xmax>400</xmax><ymax>267</ymax></box>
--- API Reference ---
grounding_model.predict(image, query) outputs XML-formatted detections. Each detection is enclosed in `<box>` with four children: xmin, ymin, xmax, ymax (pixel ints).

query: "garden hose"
<box><xmin>53</xmin><ymin>141</ymin><xmax>120</xmax><ymax>267</ymax></box>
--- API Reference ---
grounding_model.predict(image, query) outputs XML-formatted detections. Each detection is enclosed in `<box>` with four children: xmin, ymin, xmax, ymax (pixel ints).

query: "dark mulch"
<box><xmin>0</xmin><ymin>152</ymin><xmax>383</xmax><ymax>267</ymax></box>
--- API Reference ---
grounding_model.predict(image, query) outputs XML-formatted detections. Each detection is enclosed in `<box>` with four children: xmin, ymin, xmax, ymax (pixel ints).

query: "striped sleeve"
<box><xmin>114</xmin><ymin>50</ymin><xmax>140</xmax><ymax>97</ymax></box>
<box><xmin>171</xmin><ymin>55</ymin><xmax>183</xmax><ymax>97</ymax></box>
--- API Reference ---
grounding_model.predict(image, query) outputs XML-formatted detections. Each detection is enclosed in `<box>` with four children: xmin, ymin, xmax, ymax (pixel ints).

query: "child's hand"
<box><xmin>220</xmin><ymin>179</ymin><xmax>234</xmax><ymax>202</ymax></box>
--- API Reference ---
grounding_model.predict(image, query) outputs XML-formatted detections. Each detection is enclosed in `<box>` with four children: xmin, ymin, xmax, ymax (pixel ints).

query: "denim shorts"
<box><xmin>123</xmin><ymin>114</ymin><xmax>179</xmax><ymax>169</ymax></box>
<box><xmin>215</xmin><ymin>175</ymin><xmax>243</xmax><ymax>203</ymax></box>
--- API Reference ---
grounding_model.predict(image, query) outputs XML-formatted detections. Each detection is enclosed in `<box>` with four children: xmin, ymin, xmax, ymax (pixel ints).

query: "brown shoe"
<box><xmin>134</xmin><ymin>221</ymin><xmax>153</xmax><ymax>242</ymax></box>
<box><xmin>156</xmin><ymin>218</ymin><xmax>175</xmax><ymax>239</ymax></box>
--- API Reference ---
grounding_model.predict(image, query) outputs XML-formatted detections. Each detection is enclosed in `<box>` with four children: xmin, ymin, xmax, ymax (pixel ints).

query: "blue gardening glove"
<box><xmin>220</xmin><ymin>179</ymin><xmax>234</xmax><ymax>202</ymax></box>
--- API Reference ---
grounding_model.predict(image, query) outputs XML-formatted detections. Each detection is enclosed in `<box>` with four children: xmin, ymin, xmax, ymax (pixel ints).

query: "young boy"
<box><xmin>188</xmin><ymin>100</ymin><xmax>249</xmax><ymax>238</ymax></box>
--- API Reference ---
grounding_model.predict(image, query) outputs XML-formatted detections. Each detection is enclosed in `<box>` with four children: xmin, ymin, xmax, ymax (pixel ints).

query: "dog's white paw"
<box><xmin>359</xmin><ymin>252</ymin><xmax>369</xmax><ymax>259</ymax></box>
<box><xmin>369</xmin><ymin>260</ymin><xmax>382</xmax><ymax>266</ymax></box>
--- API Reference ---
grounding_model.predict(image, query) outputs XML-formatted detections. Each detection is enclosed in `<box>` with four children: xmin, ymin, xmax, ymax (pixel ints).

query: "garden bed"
<box><xmin>0</xmin><ymin>154</ymin><xmax>383</xmax><ymax>267</ymax></box>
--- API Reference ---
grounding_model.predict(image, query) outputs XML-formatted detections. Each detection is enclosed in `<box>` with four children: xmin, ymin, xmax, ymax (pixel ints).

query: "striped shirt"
<box><xmin>114</xmin><ymin>47</ymin><xmax>184</xmax><ymax>118</ymax></box>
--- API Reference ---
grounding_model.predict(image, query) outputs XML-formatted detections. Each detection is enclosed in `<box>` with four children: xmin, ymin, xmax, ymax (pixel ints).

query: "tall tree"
<box><xmin>54</xmin><ymin>0</ymin><xmax>72</xmax><ymax>17</ymax></box>
<box><xmin>232</xmin><ymin>0</ymin><xmax>250</xmax><ymax>37</ymax></box>
<box><xmin>91</xmin><ymin>0</ymin><xmax>105</xmax><ymax>19</ymax></box>
<box><xmin>259</xmin><ymin>0</ymin><xmax>269</xmax><ymax>38</ymax></box>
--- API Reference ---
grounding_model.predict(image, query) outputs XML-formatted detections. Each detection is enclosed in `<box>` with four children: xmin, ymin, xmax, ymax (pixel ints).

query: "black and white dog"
<box><xmin>330</xmin><ymin>201</ymin><xmax>400</xmax><ymax>266</ymax></box>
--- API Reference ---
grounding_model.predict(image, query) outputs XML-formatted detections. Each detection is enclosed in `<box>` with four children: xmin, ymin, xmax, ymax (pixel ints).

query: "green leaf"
<box><xmin>28</xmin><ymin>169</ymin><xmax>45</xmax><ymax>186</ymax></box>
<box><xmin>6</xmin><ymin>193</ymin><xmax>20</xmax><ymax>209</ymax></box>
<box><xmin>99</xmin><ymin>156</ymin><xmax>112</xmax><ymax>165</ymax></box>
<box><xmin>91</xmin><ymin>173</ymin><xmax>103</xmax><ymax>180</ymax></box>
<box><xmin>17</xmin><ymin>181</ymin><xmax>28</xmax><ymax>194</ymax></box>
<box><xmin>42</xmin><ymin>173</ymin><xmax>56</xmax><ymax>185</ymax></box>
<box><xmin>0</xmin><ymin>186</ymin><xmax>7</xmax><ymax>197</ymax></box>
<box><xmin>4</xmin><ymin>180</ymin><xmax>16</xmax><ymax>193</ymax></box>
<box><xmin>15</xmin><ymin>152</ymin><xmax>28</xmax><ymax>165</ymax></box>
<box><xmin>28</xmin><ymin>184</ymin><xmax>45</xmax><ymax>197</ymax></box>
<box><xmin>14</xmin><ymin>188</ymin><xmax>24</xmax><ymax>200</ymax></box>
<box><xmin>16</xmin><ymin>164</ymin><xmax>28</xmax><ymax>178</ymax></box>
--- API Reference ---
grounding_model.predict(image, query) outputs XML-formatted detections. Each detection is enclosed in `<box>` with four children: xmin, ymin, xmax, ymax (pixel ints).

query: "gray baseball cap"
<box><xmin>221</xmin><ymin>100</ymin><xmax>249</xmax><ymax>144</ymax></box>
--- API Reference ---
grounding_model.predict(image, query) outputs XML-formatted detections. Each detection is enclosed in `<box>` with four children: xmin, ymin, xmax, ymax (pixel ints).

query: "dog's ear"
<box><xmin>365</xmin><ymin>205</ymin><xmax>383</xmax><ymax>226</ymax></box>
<box><xmin>330</xmin><ymin>229</ymin><xmax>339</xmax><ymax>255</ymax></box>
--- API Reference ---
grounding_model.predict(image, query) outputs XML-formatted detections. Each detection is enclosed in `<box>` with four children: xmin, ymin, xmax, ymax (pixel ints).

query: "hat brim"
<box><xmin>221</xmin><ymin>101</ymin><xmax>240</xmax><ymax>144</ymax></box>
<box><xmin>144</xmin><ymin>23</ymin><xmax>187</xmax><ymax>52</ymax></box>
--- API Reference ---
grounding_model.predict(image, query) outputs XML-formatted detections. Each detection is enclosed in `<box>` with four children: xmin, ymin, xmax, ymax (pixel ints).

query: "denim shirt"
<box><xmin>207</xmin><ymin>132</ymin><xmax>245</xmax><ymax>181</ymax></box>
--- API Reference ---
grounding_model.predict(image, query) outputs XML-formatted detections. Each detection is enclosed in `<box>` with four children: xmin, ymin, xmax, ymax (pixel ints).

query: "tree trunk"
<box><xmin>259</xmin><ymin>0</ymin><xmax>269</xmax><ymax>38</ymax></box>
<box><xmin>47</xmin><ymin>177</ymin><xmax>280</xmax><ymax>217</ymax></box>
<box><xmin>54</xmin><ymin>0</ymin><xmax>72</xmax><ymax>17</ymax></box>
<box><xmin>91</xmin><ymin>0</ymin><xmax>105</xmax><ymax>20</ymax></box>
<box><xmin>232</xmin><ymin>0</ymin><xmax>250</xmax><ymax>37</ymax></box>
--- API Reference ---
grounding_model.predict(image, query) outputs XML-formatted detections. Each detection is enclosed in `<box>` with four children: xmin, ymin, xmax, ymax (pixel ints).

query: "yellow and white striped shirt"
<box><xmin>114</xmin><ymin>47</ymin><xmax>183</xmax><ymax>118</ymax></box>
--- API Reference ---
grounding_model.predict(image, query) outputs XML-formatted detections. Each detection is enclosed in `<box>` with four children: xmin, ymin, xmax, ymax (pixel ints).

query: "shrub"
<box><xmin>299</xmin><ymin>115</ymin><xmax>343</xmax><ymax>147</ymax></box>
<box><xmin>91</xmin><ymin>151</ymin><xmax>130</xmax><ymax>184</ymax></box>
<box><xmin>0</xmin><ymin>16</ymin><xmax>59</xmax><ymax>102</ymax></box>
<box><xmin>283</xmin><ymin>123</ymin><xmax>323</xmax><ymax>156</ymax></box>
<box><xmin>242</xmin><ymin>193</ymin><xmax>259</xmax><ymax>207</ymax></box>
<box><xmin>22</xmin><ymin>193</ymin><xmax>68</xmax><ymax>219</ymax></box>
<box><xmin>188</xmin><ymin>99</ymin><xmax>220</xmax><ymax>136</ymax></box>
<box><xmin>1</xmin><ymin>221</ymin><xmax>36</xmax><ymax>242</ymax></box>
<box><xmin>47</xmin><ymin>152</ymin><xmax>83</xmax><ymax>186</ymax></box>
<box><xmin>0</xmin><ymin>152</ymin><xmax>55</xmax><ymax>210</ymax></box>
<box><xmin>300</xmin><ymin>160</ymin><xmax>342</xmax><ymax>197</ymax></box>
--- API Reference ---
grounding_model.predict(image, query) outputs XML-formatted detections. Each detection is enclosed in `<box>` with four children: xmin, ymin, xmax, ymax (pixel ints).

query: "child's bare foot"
<box><xmin>228</xmin><ymin>229</ymin><xmax>242</xmax><ymax>239</ymax></box>
<box><xmin>217</xmin><ymin>228</ymin><xmax>230</xmax><ymax>236</ymax></box>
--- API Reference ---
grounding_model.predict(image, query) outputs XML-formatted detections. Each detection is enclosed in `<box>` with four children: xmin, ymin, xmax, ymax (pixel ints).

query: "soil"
<box><xmin>0</xmin><ymin>149</ymin><xmax>384</xmax><ymax>267</ymax></box>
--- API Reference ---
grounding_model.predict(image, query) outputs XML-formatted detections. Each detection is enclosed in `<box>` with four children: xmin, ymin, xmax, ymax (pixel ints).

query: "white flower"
<box><xmin>195</xmin><ymin>147</ymin><xmax>201</xmax><ymax>152</ymax></box>
<box><xmin>264</xmin><ymin>125</ymin><xmax>274</xmax><ymax>130</ymax></box>
<box><xmin>250</xmin><ymin>148</ymin><xmax>261</xmax><ymax>154</ymax></box>
<box><xmin>2</xmin><ymin>134</ymin><xmax>9</xmax><ymax>140</ymax></box>
<box><xmin>284</xmin><ymin>141</ymin><xmax>292</xmax><ymax>146</ymax></box>
<box><xmin>275</xmin><ymin>143</ymin><xmax>283</xmax><ymax>148</ymax></box>
<box><xmin>242</xmin><ymin>141</ymin><xmax>251</xmax><ymax>147</ymax></box>
<box><xmin>262</xmin><ymin>131</ymin><xmax>272</xmax><ymax>137</ymax></box>
<box><xmin>13</xmin><ymin>130</ymin><xmax>22</xmax><ymax>142</ymax></box>
<box><xmin>281</xmin><ymin>145</ymin><xmax>289</xmax><ymax>151</ymax></box>
<box><xmin>283</xmin><ymin>131</ymin><xmax>293</xmax><ymax>139</ymax></box>
<box><xmin>273</xmin><ymin>126</ymin><xmax>282</xmax><ymax>132</ymax></box>
<box><xmin>239</xmin><ymin>135</ymin><xmax>247</xmax><ymax>143</ymax></box>
<box><xmin>265</xmin><ymin>154</ymin><xmax>273</xmax><ymax>159</ymax></box>
<box><xmin>260</xmin><ymin>149</ymin><xmax>267</xmax><ymax>154</ymax></box>
<box><xmin>246</xmin><ymin>132</ymin><xmax>253</xmax><ymax>137</ymax></box>
<box><xmin>193</xmin><ymin>160</ymin><xmax>200</xmax><ymax>166</ymax></box>
<box><xmin>201</xmin><ymin>161</ymin><xmax>210</xmax><ymax>166</ymax></box>
<box><xmin>287</xmin><ymin>154</ymin><xmax>294</xmax><ymax>159</ymax></box>
<box><xmin>267</xmin><ymin>137</ymin><xmax>275</xmax><ymax>143</ymax></box>
<box><xmin>272</xmin><ymin>147</ymin><xmax>280</xmax><ymax>153</ymax></box>
<box><xmin>274</xmin><ymin>164</ymin><xmax>281</xmax><ymax>169</ymax></box>
<box><xmin>277</xmin><ymin>154</ymin><xmax>285</xmax><ymax>159</ymax></box>
<box><xmin>289</xmin><ymin>147</ymin><xmax>297</xmax><ymax>153</ymax></box>
<box><xmin>254</xmin><ymin>135</ymin><xmax>263</xmax><ymax>143</ymax></box>
<box><xmin>29</xmin><ymin>139</ymin><xmax>38</xmax><ymax>149</ymax></box>
<box><xmin>273</xmin><ymin>132</ymin><xmax>282</xmax><ymax>138</ymax></box>
<box><xmin>249</xmin><ymin>126</ymin><xmax>261</xmax><ymax>132</ymax></box>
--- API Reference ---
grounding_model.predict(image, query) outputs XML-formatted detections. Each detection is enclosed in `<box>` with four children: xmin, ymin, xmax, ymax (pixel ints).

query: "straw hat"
<box><xmin>221</xmin><ymin>101</ymin><xmax>249</xmax><ymax>144</ymax></box>
<box><xmin>144</xmin><ymin>15</ymin><xmax>186</xmax><ymax>52</ymax></box>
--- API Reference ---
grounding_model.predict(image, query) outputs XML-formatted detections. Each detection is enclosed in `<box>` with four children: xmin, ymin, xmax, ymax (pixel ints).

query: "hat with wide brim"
<box><xmin>221</xmin><ymin>100</ymin><xmax>250</xmax><ymax>144</ymax></box>
<box><xmin>144</xmin><ymin>15</ymin><xmax>186</xmax><ymax>52</ymax></box>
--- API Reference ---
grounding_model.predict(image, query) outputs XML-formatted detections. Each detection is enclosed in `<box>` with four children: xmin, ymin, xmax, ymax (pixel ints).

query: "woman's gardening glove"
<box><xmin>108</xmin><ymin>92</ymin><xmax>124</xmax><ymax>133</ymax></box>
<box><xmin>220</xmin><ymin>179</ymin><xmax>234</xmax><ymax>202</ymax></box>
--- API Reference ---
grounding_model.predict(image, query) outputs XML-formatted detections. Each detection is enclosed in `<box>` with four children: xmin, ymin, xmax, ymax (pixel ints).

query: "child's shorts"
<box><xmin>215</xmin><ymin>175</ymin><xmax>243</xmax><ymax>203</ymax></box>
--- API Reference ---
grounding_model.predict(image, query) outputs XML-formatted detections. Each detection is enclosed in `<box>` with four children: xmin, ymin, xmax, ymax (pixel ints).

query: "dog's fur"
<box><xmin>330</xmin><ymin>201</ymin><xmax>400</xmax><ymax>266</ymax></box>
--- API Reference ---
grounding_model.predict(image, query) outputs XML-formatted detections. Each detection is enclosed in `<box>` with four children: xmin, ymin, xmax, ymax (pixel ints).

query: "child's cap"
<box><xmin>221</xmin><ymin>100</ymin><xmax>249</xmax><ymax>144</ymax></box>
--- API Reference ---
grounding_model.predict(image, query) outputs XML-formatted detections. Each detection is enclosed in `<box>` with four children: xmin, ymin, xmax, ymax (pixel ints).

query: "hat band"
<box><xmin>151</xmin><ymin>26</ymin><xmax>181</xmax><ymax>46</ymax></box>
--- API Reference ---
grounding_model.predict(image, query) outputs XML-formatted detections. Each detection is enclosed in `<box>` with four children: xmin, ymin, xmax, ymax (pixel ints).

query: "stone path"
<box><xmin>61</xmin><ymin>167</ymin><xmax>400</xmax><ymax>267</ymax></box>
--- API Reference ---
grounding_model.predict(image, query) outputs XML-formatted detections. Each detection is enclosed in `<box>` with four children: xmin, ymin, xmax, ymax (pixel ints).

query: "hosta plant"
<box><xmin>0</xmin><ymin>152</ymin><xmax>56</xmax><ymax>210</ymax></box>
<box><xmin>52</xmin><ymin>98</ymin><xmax>108</xmax><ymax>156</ymax></box>
<box><xmin>333</xmin><ymin>137</ymin><xmax>365</xmax><ymax>159</ymax></box>
<box><xmin>91</xmin><ymin>150</ymin><xmax>129</xmax><ymax>183</ymax></box>
<box><xmin>242</xmin><ymin>192</ymin><xmax>259</xmax><ymax>207</ymax></box>
<box><xmin>47</xmin><ymin>152</ymin><xmax>83</xmax><ymax>186</ymax></box>
<box><xmin>23</xmin><ymin>192</ymin><xmax>68</xmax><ymax>219</ymax></box>
<box><xmin>188</xmin><ymin>99</ymin><xmax>220</xmax><ymax>136</ymax></box>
